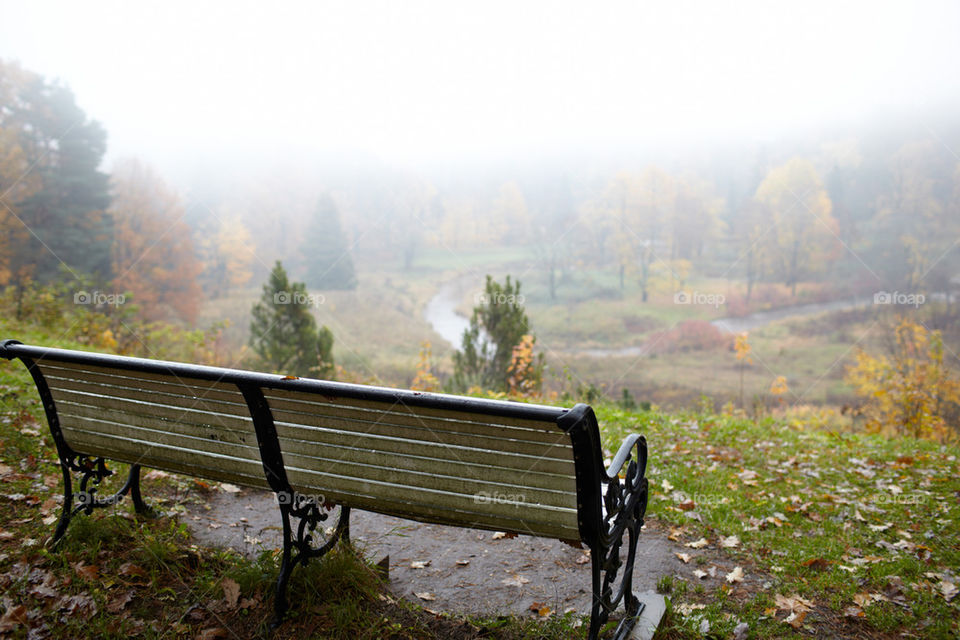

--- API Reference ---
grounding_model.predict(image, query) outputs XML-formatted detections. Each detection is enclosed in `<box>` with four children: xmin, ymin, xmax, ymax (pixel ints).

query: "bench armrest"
<box><xmin>605</xmin><ymin>433</ymin><xmax>646</xmax><ymax>480</ymax></box>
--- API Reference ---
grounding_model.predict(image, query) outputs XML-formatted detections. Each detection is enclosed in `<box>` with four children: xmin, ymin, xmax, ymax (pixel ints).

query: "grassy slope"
<box><xmin>3</xmin><ymin>314</ymin><xmax>957</xmax><ymax>638</ymax></box>
<box><xmin>599</xmin><ymin>405</ymin><xmax>960</xmax><ymax>638</ymax></box>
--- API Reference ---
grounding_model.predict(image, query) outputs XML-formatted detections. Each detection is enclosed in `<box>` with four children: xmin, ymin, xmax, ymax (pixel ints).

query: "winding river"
<box><xmin>424</xmin><ymin>281</ymin><xmax>870</xmax><ymax>357</ymax></box>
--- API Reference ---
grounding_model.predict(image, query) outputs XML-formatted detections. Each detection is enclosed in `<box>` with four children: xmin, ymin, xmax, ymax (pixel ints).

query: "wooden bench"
<box><xmin>0</xmin><ymin>339</ymin><xmax>649</xmax><ymax>640</ymax></box>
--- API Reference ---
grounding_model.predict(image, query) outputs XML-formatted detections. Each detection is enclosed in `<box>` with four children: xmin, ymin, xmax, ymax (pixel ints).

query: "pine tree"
<box><xmin>0</xmin><ymin>60</ymin><xmax>111</xmax><ymax>285</ymax></box>
<box><xmin>452</xmin><ymin>275</ymin><xmax>543</xmax><ymax>392</ymax></box>
<box><xmin>300</xmin><ymin>195</ymin><xmax>356</xmax><ymax>290</ymax></box>
<box><xmin>249</xmin><ymin>261</ymin><xmax>335</xmax><ymax>378</ymax></box>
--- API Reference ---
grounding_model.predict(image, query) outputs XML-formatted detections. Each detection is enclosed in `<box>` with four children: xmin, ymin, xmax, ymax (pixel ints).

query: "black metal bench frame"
<box><xmin>0</xmin><ymin>339</ymin><xmax>649</xmax><ymax>640</ymax></box>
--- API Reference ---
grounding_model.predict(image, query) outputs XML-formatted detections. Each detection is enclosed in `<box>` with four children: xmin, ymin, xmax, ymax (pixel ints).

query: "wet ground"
<box><xmin>184</xmin><ymin>487</ymin><xmax>760</xmax><ymax>619</ymax></box>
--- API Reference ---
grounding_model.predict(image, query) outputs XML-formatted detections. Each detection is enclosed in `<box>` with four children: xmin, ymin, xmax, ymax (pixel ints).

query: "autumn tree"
<box><xmin>754</xmin><ymin>157</ymin><xmax>840</xmax><ymax>296</ymax></box>
<box><xmin>249</xmin><ymin>261</ymin><xmax>335</xmax><ymax>378</ymax></box>
<box><xmin>846</xmin><ymin>319</ymin><xmax>960</xmax><ymax>441</ymax></box>
<box><xmin>869</xmin><ymin>141</ymin><xmax>959</xmax><ymax>292</ymax></box>
<box><xmin>110</xmin><ymin>159</ymin><xmax>203</xmax><ymax>324</ymax></box>
<box><xmin>196</xmin><ymin>211</ymin><xmax>255</xmax><ymax>297</ymax></box>
<box><xmin>0</xmin><ymin>59</ymin><xmax>111</xmax><ymax>287</ymax></box>
<box><xmin>452</xmin><ymin>275</ymin><xmax>543</xmax><ymax>393</ymax></box>
<box><xmin>300</xmin><ymin>194</ymin><xmax>356</xmax><ymax>290</ymax></box>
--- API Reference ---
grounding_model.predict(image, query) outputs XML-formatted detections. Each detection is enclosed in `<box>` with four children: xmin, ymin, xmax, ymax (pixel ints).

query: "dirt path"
<box><xmin>184</xmin><ymin>488</ymin><xmax>757</xmax><ymax>619</ymax></box>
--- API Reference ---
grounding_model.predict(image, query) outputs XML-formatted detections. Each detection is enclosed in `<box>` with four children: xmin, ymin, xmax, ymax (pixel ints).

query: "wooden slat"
<box><xmin>271</xmin><ymin>408</ymin><xmax>571</xmax><ymax>460</ymax></box>
<box><xmin>44</xmin><ymin>376</ymin><xmax>251</xmax><ymax>418</ymax></box>
<box><xmin>57</xmin><ymin>405</ymin><xmax>259</xmax><ymax>456</ymax></box>
<box><xmin>40</xmin><ymin>361</ymin><xmax>242</xmax><ymax>394</ymax></box>
<box><xmin>280</xmin><ymin>450</ymin><xmax>574</xmax><ymax>509</ymax></box>
<box><xmin>317</xmin><ymin>489</ymin><xmax>580</xmax><ymax>540</ymax></box>
<box><xmin>273</xmin><ymin>435</ymin><xmax>574</xmax><ymax>492</ymax></box>
<box><xmin>51</xmin><ymin>390</ymin><xmax>253</xmax><ymax>438</ymax></box>
<box><xmin>43</xmin><ymin>369</ymin><xmax>249</xmax><ymax>409</ymax></box>
<box><xmin>263</xmin><ymin>388</ymin><xmax>562</xmax><ymax>433</ymax></box>
<box><xmin>58</xmin><ymin>424</ymin><xmax>269</xmax><ymax>488</ymax></box>
<box><xmin>274</xmin><ymin>423</ymin><xmax>573</xmax><ymax>475</ymax></box>
<box><xmin>284</xmin><ymin>467</ymin><xmax>580</xmax><ymax>538</ymax></box>
<box><xmin>265</xmin><ymin>395</ymin><xmax>569</xmax><ymax>445</ymax></box>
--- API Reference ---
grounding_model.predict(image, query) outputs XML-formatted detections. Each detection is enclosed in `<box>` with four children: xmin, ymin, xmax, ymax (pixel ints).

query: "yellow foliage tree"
<box><xmin>411</xmin><ymin>341</ymin><xmax>440</xmax><ymax>392</ymax></box>
<box><xmin>846</xmin><ymin>319</ymin><xmax>960</xmax><ymax>441</ymax></box>
<box><xmin>754</xmin><ymin>157</ymin><xmax>840</xmax><ymax>296</ymax></box>
<box><xmin>110</xmin><ymin>159</ymin><xmax>203</xmax><ymax>325</ymax></box>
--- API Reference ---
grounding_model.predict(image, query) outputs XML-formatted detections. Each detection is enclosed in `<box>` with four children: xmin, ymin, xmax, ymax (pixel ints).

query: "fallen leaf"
<box><xmin>0</xmin><ymin>464</ymin><xmax>12</xmax><ymax>476</ymax></box>
<box><xmin>107</xmin><ymin>590</ymin><xmax>135</xmax><ymax>614</ymax></box>
<box><xmin>775</xmin><ymin>593</ymin><xmax>814</xmax><ymax>614</ymax></box>
<box><xmin>410</xmin><ymin>560</ymin><xmax>431</xmax><ymax>569</ymax></box>
<box><xmin>491</xmin><ymin>531</ymin><xmax>517</xmax><ymax>540</ymax></box>
<box><xmin>536</xmin><ymin>604</ymin><xmax>552</xmax><ymax>617</ymax></box>
<box><xmin>661</xmin><ymin>479</ymin><xmax>674</xmax><ymax>492</ymax></box>
<box><xmin>675</xmin><ymin>603</ymin><xmax>706</xmax><ymax>615</ymax></box>
<box><xmin>501</xmin><ymin>574</ymin><xmax>530</xmax><ymax>587</ymax></box>
<box><xmin>685</xmin><ymin>538</ymin><xmax>708</xmax><ymax>549</ymax></box>
<box><xmin>693</xmin><ymin>569</ymin><xmax>708</xmax><ymax>579</ymax></box>
<box><xmin>455</xmin><ymin>559</ymin><xmax>470</xmax><ymax>566</ymax></box>
<box><xmin>222</xmin><ymin>578</ymin><xmax>240</xmax><ymax>609</ymax></box>
<box><xmin>73</xmin><ymin>562</ymin><xmax>100</xmax><ymax>581</ymax></box>
<box><xmin>784</xmin><ymin>610</ymin><xmax>807</xmax><ymax>628</ymax></box>
<box><xmin>219</xmin><ymin>483</ymin><xmax>241</xmax><ymax>494</ymax></box>
<box><xmin>677</xmin><ymin>499</ymin><xmax>696</xmax><ymax>511</ymax></box>
<box><xmin>196</xmin><ymin>628</ymin><xmax>229</xmax><ymax>640</ymax></box>
<box><xmin>575</xmin><ymin>553</ymin><xmax>590</xmax><ymax>565</ymax></box>
<box><xmin>119</xmin><ymin>563</ymin><xmax>147</xmax><ymax>578</ymax></box>
<box><xmin>733</xmin><ymin>621</ymin><xmax>749</xmax><ymax>640</ymax></box>
<box><xmin>675</xmin><ymin>552</ymin><xmax>691</xmax><ymax>564</ymax></box>
<box><xmin>801</xmin><ymin>557</ymin><xmax>831</xmax><ymax>572</ymax></box>
<box><xmin>414</xmin><ymin>592</ymin><xmax>436</xmax><ymax>601</ymax></box>
<box><xmin>667</xmin><ymin>526</ymin><xmax>686</xmax><ymax>541</ymax></box>
<box><xmin>58</xmin><ymin>593</ymin><xmax>98</xmax><ymax>616</ymax></box>
<box><xmin>725</xmin><ymin>566</ymin><xmax>745</xmax><ymax>583</ymax></box>
<box><xmin>843</xmin><ymin>605</ymin><xmax>864</xmax><ymax>618</ymax></box>
<box><xmin>720</xmin><ymin>535</ymin><xmax>740</xmax><ymax>548</ymax></box>
<box><xmin>940</xmin><ymin>580</ymin><xmax>957</xmax><ymax>602</ymax></box>
<box><xmin>0</xmin><ymin>604</ymin><xmax>27</xmax><ymax>632</ymax></box>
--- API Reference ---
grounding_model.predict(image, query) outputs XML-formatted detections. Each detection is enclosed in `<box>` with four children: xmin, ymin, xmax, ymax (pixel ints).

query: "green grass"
<box><xmin>594</xmin><ymin>405</ymin><xmax>960</xmax><ymax>639</ymax></box>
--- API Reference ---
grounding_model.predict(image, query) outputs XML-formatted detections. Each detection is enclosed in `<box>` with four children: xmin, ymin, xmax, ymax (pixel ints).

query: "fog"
<box><xmin>3</xmin><ymin>0</ymin><xmax>959</xmax><ymax>181</ymax></box>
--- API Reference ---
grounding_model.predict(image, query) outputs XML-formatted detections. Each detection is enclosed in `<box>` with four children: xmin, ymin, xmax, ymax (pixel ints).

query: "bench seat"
<box><xmin>1</xmin><ymin>339</ymin><xmax>649</xmax><ymax>640</ymax></box>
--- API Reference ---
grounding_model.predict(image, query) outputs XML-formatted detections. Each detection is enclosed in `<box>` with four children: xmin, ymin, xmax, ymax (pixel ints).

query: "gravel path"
<box><xmin>183</xmin><ymin>488</ymin><xmax>754</xmax><ymax>619</ymax></box>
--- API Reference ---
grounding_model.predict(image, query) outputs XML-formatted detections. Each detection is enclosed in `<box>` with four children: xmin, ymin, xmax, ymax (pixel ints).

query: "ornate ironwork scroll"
<box><xmin>588</xmin><ymin>436</ymin><xmax>649</xmax><ymax>640</ymax></box>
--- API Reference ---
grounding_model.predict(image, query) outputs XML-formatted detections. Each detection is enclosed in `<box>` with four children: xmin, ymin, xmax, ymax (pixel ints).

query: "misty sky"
<box><xmin>2</xmin><ymin>0</ymin><xmax>959</xmax><ymax>174</ymax></box>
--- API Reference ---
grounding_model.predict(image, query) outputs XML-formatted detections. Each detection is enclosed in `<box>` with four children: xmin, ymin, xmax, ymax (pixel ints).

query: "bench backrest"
<box><xmin>3</xmin><ymin>343</ymin><xmax>596</xmax><ymax>541</ymax></box>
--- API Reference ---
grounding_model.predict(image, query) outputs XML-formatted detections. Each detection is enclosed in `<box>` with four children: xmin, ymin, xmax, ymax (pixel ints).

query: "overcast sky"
<box><xmin>1</xmin><ymin>0</ymin><xmax>958</xmax><ymax>175</ymax></box>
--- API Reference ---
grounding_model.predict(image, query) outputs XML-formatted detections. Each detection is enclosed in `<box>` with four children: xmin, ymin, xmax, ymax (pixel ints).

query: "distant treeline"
<box><xmin>3</xmin><ymin>57</ymin><xmax>959</xmax><ymax>328</ymax></box>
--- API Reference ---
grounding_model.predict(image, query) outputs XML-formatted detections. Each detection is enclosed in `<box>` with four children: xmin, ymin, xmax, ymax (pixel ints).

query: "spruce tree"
<box><xmin>249</xmin><ymin>261</ymin><xmax>335</xmax><ymax>378</ymax></box>
<box><xmin>300</xmin><ymin>195</ymin><xmax>356</xmax><ymax>290</ymax></box>
<box><xmin>452</xmin><ymin>275</ymin><xmax>542</xmax><ymax>392</ymax></box>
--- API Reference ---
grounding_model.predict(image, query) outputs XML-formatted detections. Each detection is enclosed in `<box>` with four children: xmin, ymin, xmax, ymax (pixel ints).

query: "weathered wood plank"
<box><xmin>57</xmin><ymin>406</ymin><xmax>260</xmax><ymax>457</ymax></box>
<box><xmin>263</xmin><ymin>389</ymin><xmax>563</xmax><ymax>433</ymax></box>
<box><xmin>271</xmin><ymin>408</ymin><xmax>572</xmax><ymax>460</ymax></box>
<box><xmin>279</xmin><ymin>450</ymin><xmax>575</xmax><ymax>509</ymax></box>
<box><xmin>58</xmin><ymin>425</ymin><xmax>269</xmax><ymax>488</ymax></box>
<box><xmin>274</xmin><ymin>423</ymin><xmax>573</xmax><ymax>475</ymax></box>
<box><xmin>274</xmin><ymin>435</ymin><xmax>574</xmax><ymax>492</ymax></box>
<box><xmin>284</xmin><ymin>467</ymin><xmax>580</xmax><ymax>539</ymax></box>
<box><xmin>44</xmin><ymin>375</ymin><xmax>251</xmax><ymax>417</ymax></box>
<box><xmin>265</xmin><ymin>395</ymin><xmax>569</xmax><ymax>445</ymax></box>
<box><xmin>52</xmin><ymin>391</ymin><xmax>253</xmax><ymax>435</ymax></box>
